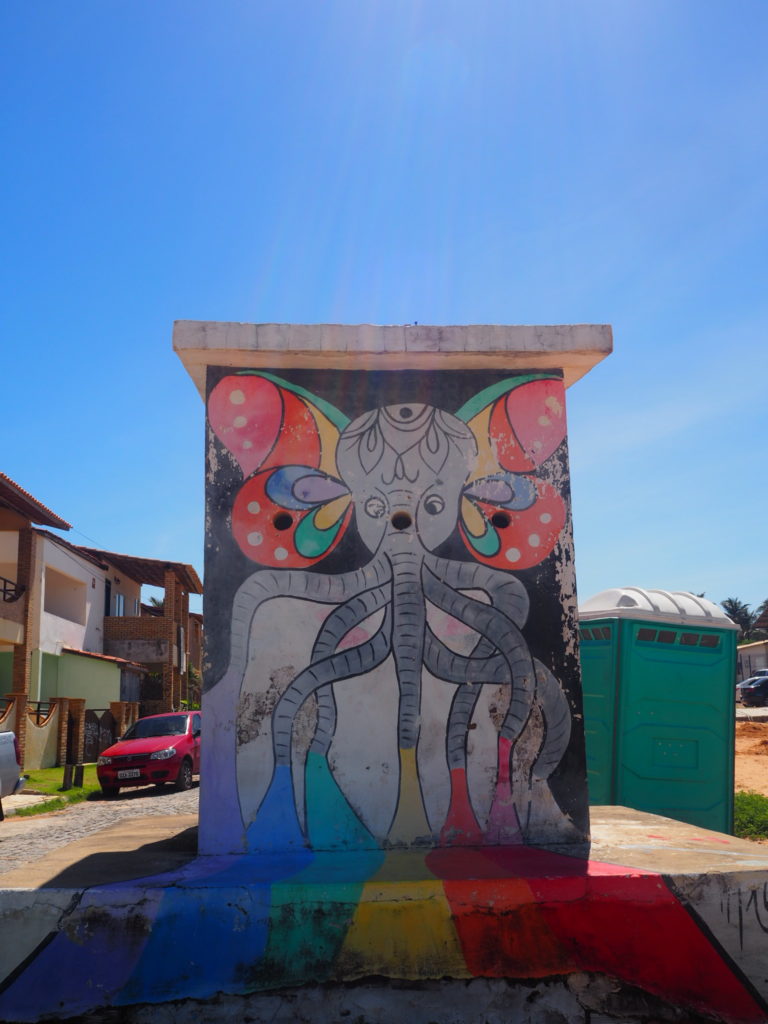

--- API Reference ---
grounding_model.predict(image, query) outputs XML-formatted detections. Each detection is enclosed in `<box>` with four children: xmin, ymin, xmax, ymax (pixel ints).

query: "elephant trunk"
<box><xmin>388</xmin><ymin>533</ymin><xmax>427</xmax><ymax>751</ymax></box>
<box><xmin>384</xmin><ymin>527</ymin><xmax>433</xmax><ymax>844</ymax></box>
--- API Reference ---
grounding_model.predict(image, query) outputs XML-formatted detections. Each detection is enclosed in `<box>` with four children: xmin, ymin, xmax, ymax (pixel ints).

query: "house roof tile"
<box><xmin>61</xmin><ymin>647</ymin><xmax>147</xmax><ymax>671</ymax></box>
<box><xmin>0</xmin><ymin>473</ymin><xmax>71</xmax><ymax>530</ymax></box>
<box><xmin>78</xmin><ymin>548</ymin><xmax>203</xmax><ymax>594</ymax></box>
<box><xmin>35</xmin><ymin>530</ymin><xmax>108</xmax><ymax>569</ymax></box>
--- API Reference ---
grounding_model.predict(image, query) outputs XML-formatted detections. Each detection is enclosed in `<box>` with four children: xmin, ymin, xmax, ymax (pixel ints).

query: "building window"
<box><xmin>114</xmin><ymin>593</ymin><xmax>125</xmax><ymax>616</ymax></box>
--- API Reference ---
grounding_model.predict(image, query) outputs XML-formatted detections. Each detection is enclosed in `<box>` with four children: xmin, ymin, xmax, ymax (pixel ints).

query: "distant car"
<box><xmin>736</xmin><ymin>676</ymin><xmax>768</xmax><ymax>707</ymax></box>
<box><xmin>97</xmin><ymin>711</ymin><xmax>201</xmax><ymax>798</ymax></box>
<box><xmin>0</xmin><ymin>732</ymin><xmax>26</xmax><ymax>814</ymax></box>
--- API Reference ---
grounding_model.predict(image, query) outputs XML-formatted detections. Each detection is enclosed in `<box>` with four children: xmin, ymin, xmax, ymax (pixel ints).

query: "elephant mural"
<box><xmin>203</xmin><ymin>368</ymin><xmax>586</xmax><ymax>854</ymax></box>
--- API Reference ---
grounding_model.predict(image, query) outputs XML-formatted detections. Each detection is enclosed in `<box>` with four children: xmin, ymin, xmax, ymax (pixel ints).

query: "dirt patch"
<box><xmin>736</xmin><ymin>722</ymin><xmax>768</xmax><ymax>739</ymax></box>
<box><xmin>735</xmin><ymin>721</ymin><xmax>768</xmax><ymax>796</ymax></box>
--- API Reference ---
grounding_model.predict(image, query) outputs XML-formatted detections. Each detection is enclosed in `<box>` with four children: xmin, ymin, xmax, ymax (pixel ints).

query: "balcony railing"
<box><xmin>1</xmin><ymin>575</ymin><xmax>25</xmax><ymax>603</ymax></box>
<box><xmin>27</xmin><ymin>700</ymin><xmax>54</xmax><ymax>726</ymax></box>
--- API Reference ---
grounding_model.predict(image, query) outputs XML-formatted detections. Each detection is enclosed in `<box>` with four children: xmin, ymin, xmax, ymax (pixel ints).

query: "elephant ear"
<box><xmin>207</xmin><ymin>372</ymin><xmax>353</xmax><ymax>568</ymax></box>
<box><xmin>456</xmin><ymin>375</ymin><xmax>567</xmax><ymax>570</ymax></box>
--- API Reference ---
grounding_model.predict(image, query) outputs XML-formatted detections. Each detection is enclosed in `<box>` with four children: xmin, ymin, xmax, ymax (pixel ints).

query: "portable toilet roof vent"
<box><xmin>579</xmin><ymin>587</ymin><xmax>738</xmax><ymax>630</ymax></box>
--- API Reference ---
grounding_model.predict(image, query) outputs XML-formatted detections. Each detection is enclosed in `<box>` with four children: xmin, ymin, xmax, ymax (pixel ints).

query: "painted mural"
<box><xmin>3</xmin><ymin>355</ymin><xmax>768</xmax><ymax>1024</ymax></box>
<box><xmin>202</xmin><ymin>367</ymin><xmax>587</xmax><ymax>855</ymax></box>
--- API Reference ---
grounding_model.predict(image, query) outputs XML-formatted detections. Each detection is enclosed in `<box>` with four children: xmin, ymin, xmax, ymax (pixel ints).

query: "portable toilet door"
<box><xmin>579</xmin><ymin>588</ymin><xmax>739</xmax><ymax>833</ymax></box>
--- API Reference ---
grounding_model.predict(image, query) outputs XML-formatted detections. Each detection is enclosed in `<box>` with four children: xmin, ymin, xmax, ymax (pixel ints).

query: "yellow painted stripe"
<box><xmin>388</xmin><ymin>748</ymin><xmax>432</xmax><ymax>846</ymax></box>
<box><xmin>314</xmin><ymin>494</ymin><xmax>350</xmax><ymax>530</ymax></box>
<box><xmin>308</xmin><ymin>403</ymin><xmax>342</xmax><ymax>477</ymax></box>
<box><xmin>338</xmin><ymin>873</ymin><xmax>469</xmax><ymax>979</ymax></box>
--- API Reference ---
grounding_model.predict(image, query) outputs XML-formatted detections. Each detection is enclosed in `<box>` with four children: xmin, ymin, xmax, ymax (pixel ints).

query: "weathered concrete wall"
<box><xmin>201</xmin><ymin>364</ymin><xmax>589</xmax><ymax>856</ymax></box>
<box><xmin>6</xmin><ymin>977</ymin><xmax>739</xmax><ymax>1024</ymax></box>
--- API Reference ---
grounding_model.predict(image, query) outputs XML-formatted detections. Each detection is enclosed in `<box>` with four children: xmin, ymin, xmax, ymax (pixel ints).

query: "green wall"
<box><xmin>37</xmin><ymin>652</ymin><xmax>120</xmax><ymax>710</ymax></box>
<box><xmin>0</xmin><ymin>651</ymin><xmax>12</xmax><ymax>693</ymax></box>
<box><xmin>39</xmin><ymin>652</ymin><xmax>60</xmax><ymax>701</ymax></box>
<box><xmin>60</xmin><ymin>653</ymin><xmax>120</xmax><ymax>709</ymax></box>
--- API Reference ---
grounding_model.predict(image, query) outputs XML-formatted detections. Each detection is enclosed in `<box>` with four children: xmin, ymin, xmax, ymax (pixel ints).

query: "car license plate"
<box><xmin>117</xmin><ymin>769</ymin><xmax>141</xmax><ymax>779</ymax></box>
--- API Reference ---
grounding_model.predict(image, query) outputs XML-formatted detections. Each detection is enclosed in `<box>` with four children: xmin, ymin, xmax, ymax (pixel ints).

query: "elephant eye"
<box><xmin>364</xmin><ymin>496</ymin><xmax>387</xmax><ymax>518</ymax></box>
<box><xmin>423</xmin><ymin>495</ymin><xmax>445</xmax><ymax>515</ymax></box>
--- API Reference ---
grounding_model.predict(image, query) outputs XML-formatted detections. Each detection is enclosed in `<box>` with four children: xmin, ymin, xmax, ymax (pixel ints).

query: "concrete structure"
<box><xmin>6</xmin><ymin>324</ymin><xmax>768</xmax><ymax>1022</ymax></box>
<box><xmin>180</xmin><ymin>322</ymin><xmax>612</xmax><ymax>857</ymax></box>
<box><xmin>0</xmin><ymin>473</ymin><xmax>203</xmax><ymax>767</ymax></box>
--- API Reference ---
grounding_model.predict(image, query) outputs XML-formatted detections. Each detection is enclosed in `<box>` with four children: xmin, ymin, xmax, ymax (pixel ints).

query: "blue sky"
<box><xmin>2</xmin><ymin>1</ymin><xmax>766</xmax><ymax>614</ymax></box>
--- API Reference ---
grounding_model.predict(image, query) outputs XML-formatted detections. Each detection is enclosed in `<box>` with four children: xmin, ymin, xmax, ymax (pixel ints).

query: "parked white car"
<box><xmin>0</xmin><ymin>732</ymin><xmax>25</xmax><ymax>817</ymax></box>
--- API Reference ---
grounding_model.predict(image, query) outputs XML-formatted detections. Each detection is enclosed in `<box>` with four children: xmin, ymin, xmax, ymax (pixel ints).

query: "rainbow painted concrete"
<box><xmin>2</xmin><ymin>834</ymin><xmax>768</xmax><ymax>1022</ymax></box>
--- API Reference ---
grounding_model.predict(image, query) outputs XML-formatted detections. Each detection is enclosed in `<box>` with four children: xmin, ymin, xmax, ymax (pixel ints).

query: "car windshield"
<box><xmin>123</xmin><ymin>715</ymin><xmax>188</xmax><ymax>740</ymax></box>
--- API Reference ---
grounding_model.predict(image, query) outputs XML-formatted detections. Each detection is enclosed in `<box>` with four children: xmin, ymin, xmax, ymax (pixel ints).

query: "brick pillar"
<box><xmin>67</xmin><ymin>698</ymin><xmax>86</xmax><ymax>764</ymax></box>
<box><xmin>109</xmin><ymin>700</ymin><xmax>139</xmax><ymax>736</ymax></box>
<box><xmin>11</xmin><ymin>528</ymin><xmax>38</xmax><ymax>710</ymax></box>
<box><xmin>6</xmin><ymin>693</ymin><xmax>27</xmax><ymax>767</ymax></box>
<box><xmin>55</xmin><ymin>697</ymin><xmax>69</xmax><ymax>765</ymax></box>
<box><xmin>163</xmin><ymin>569</ymin><xmax>179</xmax><ymax>710</ymax></box>
<box><xmin>181</xmin><ymin>588</ymin><xmax>190</xmax><ymax>705</ymax></box>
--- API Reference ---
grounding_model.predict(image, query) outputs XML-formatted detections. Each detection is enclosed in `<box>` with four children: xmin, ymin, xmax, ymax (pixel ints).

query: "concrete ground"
<box><xmin>1</xmin><ymin>791</ymin><xmax>52</xmax><ymax>815</ymax></box>
<box><xmin>736</xmin><ymin>704</ymin><xmax>768</xmax><ymax>720</ymax></box>
<box><xmin>1</xmin><ymin>805</ymin><xmax>767</xmax><ymax>889</ymax></box>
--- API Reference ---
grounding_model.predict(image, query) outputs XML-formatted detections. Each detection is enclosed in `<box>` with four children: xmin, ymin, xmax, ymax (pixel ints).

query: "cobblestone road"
<box><xmin>0</xmin><ymin>784</ymin><xmax>199</xmax><ymax>877</ymax></box>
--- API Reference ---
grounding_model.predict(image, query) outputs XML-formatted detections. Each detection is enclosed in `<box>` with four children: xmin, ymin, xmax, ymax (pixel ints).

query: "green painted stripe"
<box><xmin>295</xmin><ymin>507</ymin><xmax>345</xmax><ymax>558</ymax></box>
<box><xmin>305</xmin><ymin>751</ymin><xmax>380</xmax><ymax>851</ymax></box>
<box><xmin>463</xmin><ymin>515</ymin><xmax>500</xmax><ymax>557</ymax></box>
<box><xmin>454</xmin><ymin>372</ymin><xmax>559</xmax><ymax>422</ymax></box>
<box><xmin>236</xmin><ymin>370</ymin><xmax>350</xmax><ymax>430</ymax></box>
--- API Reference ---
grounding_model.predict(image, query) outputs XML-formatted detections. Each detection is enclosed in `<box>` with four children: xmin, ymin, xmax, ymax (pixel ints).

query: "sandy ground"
<box><xmin>735</xmin><ymin>720</ymin><xmax>768</xmax><ymax>796</ymax></box>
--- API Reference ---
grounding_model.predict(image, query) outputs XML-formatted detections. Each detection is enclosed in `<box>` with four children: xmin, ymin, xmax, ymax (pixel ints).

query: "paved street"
<box><xmin>0</xmin><ymin>783</ymin><xmax>199</xmax><ymax>878</ymax></box>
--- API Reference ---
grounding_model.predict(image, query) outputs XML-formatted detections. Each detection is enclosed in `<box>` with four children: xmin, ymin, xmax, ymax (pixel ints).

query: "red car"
<box><xmin>97</xmin><ymin>711</ymin><xmax>201</xmax><ymax>797</ymax></box>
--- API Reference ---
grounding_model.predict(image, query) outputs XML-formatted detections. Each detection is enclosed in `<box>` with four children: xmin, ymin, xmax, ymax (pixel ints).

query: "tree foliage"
<box><xmin>722</xmin><ymin>597</ymin><xmax>768</xmax><ymax>642</ymax></box>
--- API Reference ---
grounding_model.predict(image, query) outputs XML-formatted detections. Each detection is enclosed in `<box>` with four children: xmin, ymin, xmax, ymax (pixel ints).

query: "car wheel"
<box><xmin>175</xmin><ymin>758</ymin><xmax>193</xmax><ymax>792</ymax></box>
<box><xmin>101</xmin><ymin>786</ymin><xmax>119</xmax><ymax>799</ymax></box>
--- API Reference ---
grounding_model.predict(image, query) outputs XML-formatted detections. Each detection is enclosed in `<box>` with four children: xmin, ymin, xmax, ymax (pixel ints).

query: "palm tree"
<box><xmin>754</xmin><ymin>599</ymin><xmax>768</xmax><ymax>635</ymax></box>
<box><xmin>721</xmin><ymin>598</ymin><xmax>757</xmax><ymax>640</ymax></box>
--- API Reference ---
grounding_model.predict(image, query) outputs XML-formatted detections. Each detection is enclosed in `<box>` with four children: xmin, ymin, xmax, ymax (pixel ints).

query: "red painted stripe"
<box><xmin>425</xmin><ymin>847</ymin><xmax>765</xmax><ymax>1022</ymax></box>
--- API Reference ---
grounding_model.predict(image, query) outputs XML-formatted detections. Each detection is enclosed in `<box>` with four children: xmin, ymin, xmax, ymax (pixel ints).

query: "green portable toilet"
<box><xmin>579</xmin><ymin>588</ymin><xmax>738</xmax><ymax>833</ymax></box>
